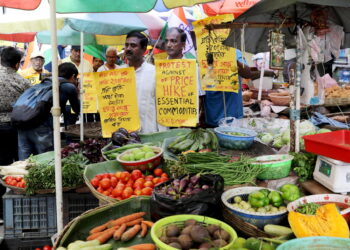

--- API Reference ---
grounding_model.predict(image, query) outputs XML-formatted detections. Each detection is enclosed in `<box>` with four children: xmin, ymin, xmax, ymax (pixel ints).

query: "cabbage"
<box><xmin>299</xmin><ymin>120</ymin><xmax>317</xmax><ymax>136</ymax></box>
<box><xmin>259</xmin><ymin>133</ymin><xmax>274</xmax><ymax>144</ymax></box>
<box><xmin>317</xmin><ymin>128</ymin><xmax>332</xmax><ymax>134</ymax></box>
<box><xmin>281</xmin><ymin>129</ymin><xmax>290</xmax><ymax>144</ymax></box>
<box><xmin>273</xmin><ymin>136</ymin><xmax>284</xmax><ymax>148</ymax></box>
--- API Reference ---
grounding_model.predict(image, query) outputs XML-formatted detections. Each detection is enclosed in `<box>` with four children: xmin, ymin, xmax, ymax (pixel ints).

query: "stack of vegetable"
<box><xmin>159</xmin><ymin>219</ymin><xmax>232</xmax><ymax>249</ymax></box>
<box><xmin>290</xmin><ymin>152</ymin><xmax>317</xmax><ymax>182</ymax></box>
<box><xmin>167</xmin><ymin>129</ymin><xmax>218</xmax><ymax>154</ymax></box>
<box><xmin>0</xmin><ymin>160</ymin><xmax>31</xmax><ymax>189</ymax></box>
<box><xmin>85</xmin><ymin>212</ymin><xmax>154</xmax><ymax>245</ymax></box>
<box><xmin>61</xmin><ymin>138</ymin><xmax>107</xmax><ymax>163</ymax></box>
<box><xmin>112</xmin><ymin>128</ymin><xmax>141</xmax><ymax>146</ymax></box>
<box><xmin>25</xmin><ymin>153</ymin><xmax>89</xmax><ymax>194</ymax></box>
<box><xmin>155</xmin><ymin>174</ymin><xmax>212</xmax><ymax>200</ymax></box>
<box><xmin>169</xmin><ymin>152</ymin><xmax>263</xmax><ymax>186</ymax></box>
<box><xmin>103</xmin><ymin>144</ymin><xmax>154</xmax><ymax>161</ymax></box>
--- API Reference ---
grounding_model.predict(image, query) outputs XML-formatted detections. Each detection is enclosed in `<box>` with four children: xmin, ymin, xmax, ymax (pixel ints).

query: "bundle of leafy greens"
<box><xmin>25</xmin><ymin>153</ymin><xmax>88</xmax><ymax>194</ymax></box>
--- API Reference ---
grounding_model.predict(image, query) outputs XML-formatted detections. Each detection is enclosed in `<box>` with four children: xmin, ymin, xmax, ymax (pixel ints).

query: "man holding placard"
<box><xmin>123</xmin><ymin>31</ymin><xmax>167</xmax><ymax>133</ymax></box>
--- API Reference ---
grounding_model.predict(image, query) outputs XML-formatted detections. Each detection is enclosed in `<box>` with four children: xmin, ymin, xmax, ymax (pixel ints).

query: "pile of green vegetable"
<box><xmin>290</xmin><ymin>152</ymin><xmax>317</xmax><ymax>182</ymax></box>
<box><xmin>168</xmin><ymin>152</ymin><xmax>263</xmax><ymax>186</ymax></box>
<box><xmin>295</xmin><ymin>202</ymin><xmax>321</xmax><ymax>215</ymax></box>
<box><xmin>167</xmin><ymin>128</ymin><xmax>218</xmax><ymax>154</ymax></box>
<box><xmin>103</xmin><ymin>143</ymin><xmax>154</xmax><ymax>160</ymax></box>
<box><xmin>25</xmin><ymin>153</ymin><xmax>88</xmax><ymax>194</ymax></box>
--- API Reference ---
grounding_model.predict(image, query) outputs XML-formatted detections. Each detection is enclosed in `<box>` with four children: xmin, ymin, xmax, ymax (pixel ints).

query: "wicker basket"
<box><xmin>324</xmin><ymin>97</ymin><xmax>350</xmax><ymax>106</ymax></box>
<box><xmin>268</xmin><ymin>92</ymin><xmax>291</xmax><ymax>106</ymax></box>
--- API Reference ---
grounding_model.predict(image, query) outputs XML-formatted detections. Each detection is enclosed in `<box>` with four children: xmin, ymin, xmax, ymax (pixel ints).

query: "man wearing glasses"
<box><xmin>20</xmin><ymin>51</ymin><xmax>49</xmax><ymax>85</ymax></box>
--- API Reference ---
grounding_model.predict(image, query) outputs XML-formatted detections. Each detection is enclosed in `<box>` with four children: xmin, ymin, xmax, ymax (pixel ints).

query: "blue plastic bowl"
<box><xmin>214</xmin><ymin>127</ymin><xmax>257</xmax><ymax>150</ymax></box>
<box><xmin>277</xmin><ymin>236</ymin><xmax>350</xmax><ymax>250</ymax></box>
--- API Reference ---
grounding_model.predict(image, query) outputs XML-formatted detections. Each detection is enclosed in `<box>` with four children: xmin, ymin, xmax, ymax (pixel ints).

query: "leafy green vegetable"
<box><xmin>290</xmin><ymin>152</ymin><xmax>317</xmax><ymax>182</ymax></box>
<box><xmin>296</xmin><ymin>202</ymin><xmax>321</xmax><ymax>215</ymax></box>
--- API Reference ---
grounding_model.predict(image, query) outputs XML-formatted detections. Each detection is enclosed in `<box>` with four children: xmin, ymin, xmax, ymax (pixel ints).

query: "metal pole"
<box><xmin>80</xmin><ymin>32</ymin><xmax>84</xmax><ymax>142</ymax></box>
<box><xmin>257</xmin><ymin>58</ymin><xmax>265</xmax><ymax>101</ymax></box>
<box><xmin>294</xmin><ymin>29</ymin><xmax>302</xmax><ymax>152</ymax></box>
<box><xmin>49</xmin><ymin>0</ymin><xmax>64</xmax><ymax>233</ymax></box>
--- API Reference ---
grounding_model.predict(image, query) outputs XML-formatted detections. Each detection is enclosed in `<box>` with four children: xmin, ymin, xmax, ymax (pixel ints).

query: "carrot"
<box><xmin>121</xmin><ymin>224</ymin><xmax>141</xmax><ymax>241</ymax></box>
<box><xmin>125</xmin><ymin>218</ymin><xmax>144</xmax><ymax>227</ymax></box>
<box><xmin>113</xmin><ymin>223</ymin><xmax>127</xmax><ymax>240</ymax></box>
<box><xmin>140</xmin><ymin>222</ymin><xmax>148</xmax><ymax>237</ymax></box>
<box><xmin>128</xmin><ymin>243</ymin><xmax>156</xmax><ymax>250</ymax></box>
<box><xmin>109</xmin><ymin>212</ymin><xmax>146</xmax><ymax>227</ymax></box>
<box><xmin>89</xmin><ymin>219</ymin><xmax>114</xmax><ymax>234</ymax></box>
<box><xmin>141</xmin><ymin>220</ymin><xmax>154</xmax><ymax>228</ymax></box>
<box><xmin>86</xmin><ymin>231</ymin><xmax>103</xmax><ymax>241</ymax></box>
<box><xmin>95</xmin><ymin>225</ymin><xmax>119</xmax><ymax>244</ymax></box>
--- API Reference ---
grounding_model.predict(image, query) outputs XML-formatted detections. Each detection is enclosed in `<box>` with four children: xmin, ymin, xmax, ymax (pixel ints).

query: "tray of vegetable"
<box><xmin>55</xmin><ymin>196</ymin><xmax>156</xmax><ymax>250</ymax></box>
<box><xmin>214</xmin><ymin>127</ymin><xmax>257</xmax><ymax>150</ymax></box>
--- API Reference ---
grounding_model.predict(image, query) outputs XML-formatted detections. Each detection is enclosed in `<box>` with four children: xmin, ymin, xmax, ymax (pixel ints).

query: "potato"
<box><xmin>190</xmin><ymin>225</ymin><xmax>210</xmax><ymax>243</ymax></box>
<box><xmin>207</xmin><ymin>224</ymin><xmax>220</xmax><ymax>235</ymax></box>
<box><xmin>166</xmin><ymin>224</ymin><xmax>180</xmax><ymax>237</ymax></box>
<box><xmin>213</xmin><ymin>228</ymin><xmax>230</xmax><ymax>242</ymax></box>
<box><xmin>181</xmin><ymin>225</ymin><xmax>194</xmax><ymax>235</ymax></box>
<box><xmin>184</xmin><ymin>219</ymin><xmax>197</xmax><ymax>227</ymax></box>
<box><xmin>212</xmin><ymin>239</ymin><xmax>228</xmax><ymax>247</ymax></box>
<box><xmin>178</xmin><ymin>234</ymin><xmax>193</xmax><ymax>249</ymax></box>
<box><xmin>160</xmin><ymin>236</ymin><xmax>170</xmax><ymax>244</ymax></box>
<box><xmin>199</xmin><ymin>242</ymin><xmax>212</xmax><ymax>249</ymax></box>
<box><xmin>169</xmin><ymin>242</ymin><xmax>182</xmax><ymax>249</ymax></box>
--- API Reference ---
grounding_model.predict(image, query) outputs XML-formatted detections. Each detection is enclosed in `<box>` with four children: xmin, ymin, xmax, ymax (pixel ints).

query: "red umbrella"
<box><xmin>203</xmin><ymin>0</ymin><xmax>260</xmax><ymax>17</ymax></box>
<box><xmin>0</xmin><ymin>0</ymin><xmax>41</xmax><ymax>10</ymax></box>
<box><xmin>0</xmin><ymin>33</ymin><xmax>36</xmax><ymax>43</ymax></box>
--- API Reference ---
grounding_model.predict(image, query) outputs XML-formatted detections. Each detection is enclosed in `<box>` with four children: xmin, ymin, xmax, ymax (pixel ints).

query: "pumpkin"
<box><xmin>288</xmin><ymin>203</ymin><xmax>349</xmax><ymax>238</ymax></box>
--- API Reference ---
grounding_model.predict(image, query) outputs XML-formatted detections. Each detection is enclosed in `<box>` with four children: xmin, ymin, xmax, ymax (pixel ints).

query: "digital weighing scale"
<box><xmin>313</xmin><ymin>155</ymin><xmax>350</xmax><ymax>194</ymax></box>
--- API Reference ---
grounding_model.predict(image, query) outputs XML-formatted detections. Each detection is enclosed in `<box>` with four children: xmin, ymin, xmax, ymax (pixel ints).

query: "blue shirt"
<box><xmin>205</xmin><ymin>49</ymin><xmax>245</xmax><ymax>127</ymax></box>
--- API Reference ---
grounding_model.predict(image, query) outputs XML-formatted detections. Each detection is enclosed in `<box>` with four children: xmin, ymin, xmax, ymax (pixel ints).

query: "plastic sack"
<box><xmin>150</xmin><ymin>174</ymin><xmax>224</xmax><ymax>220</ymax></box>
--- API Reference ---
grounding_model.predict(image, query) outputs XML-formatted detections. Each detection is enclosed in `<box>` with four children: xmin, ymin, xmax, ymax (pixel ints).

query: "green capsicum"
<box><xmin>279</xmin><ymin>184</ymin><xmax>301</xmax><ymax>202</ymax></box>
<box><xmin>268</xmin><ymin>191</ymin><xmax>283</xmax><ymax>207</ymax></box>
<box><xmin>248</xmin><ymin>191</ymin><xmax>269</xmax><ymax>208</ymax></box>
<box><xmin>259</xmin><ymin>188</ymin><xmax>270</xmax><ymax>197</ymax></box>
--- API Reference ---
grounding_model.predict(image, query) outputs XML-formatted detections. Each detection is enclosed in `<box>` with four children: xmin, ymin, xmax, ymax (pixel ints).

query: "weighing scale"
<box><xmin>313</xmin><ymin>155</ymin><xmax>350</xmax><ymax>194</ymax></box>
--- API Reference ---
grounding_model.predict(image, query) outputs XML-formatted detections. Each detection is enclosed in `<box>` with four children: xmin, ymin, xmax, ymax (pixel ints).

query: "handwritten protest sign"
<box><xmin>96</xmin><ymin>68</ymin><xmax>140</xmax><ymax>138</ymax></box>
<box><xmin>155</xmin><ymin>59</ymin><xmax>198</xmax><ymax>127</ymax></box>
<box><xmin>193</xmin><ymin>14</ymin><xmax>239</xmax><ymax>93</ymax></box>
<box><xmin>82</xmin><ymin>72</ymin><xmax>98</xmax><ymax>113</ymax></box>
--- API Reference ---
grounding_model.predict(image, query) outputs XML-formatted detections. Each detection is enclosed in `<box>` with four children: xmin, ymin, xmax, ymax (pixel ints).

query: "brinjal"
<box><xmin>179</xmin><ymin>176</ymin><xmax>189</xmax><ymax>192</ymax></box>
<box><xmin>192</xmin><ymin>188</ymin><xmax>202</xmax><ymax>194</ymax></box>
<box><xmin>112</xmin><ymin>132</ymin><xmax>128</xmax><ymax>145</ymax></box>
<box><xmin>202</xmin><ymin>185</ymin><xmax>210</xmax><ymax>190</ymax></box>
<box><xmin>190</xmin><ymin>174</ymin><xmax>200</xmax><ymax>186</ymax></box>
<box><xmin>126</xmin><ymin>139</ymin><xmax>140</xmax><ymax>144</ymax></box>
<box><xmin>117</xmin><ymin>127</ymin><xmax>129</xmax><ymax>136</ymax></box>
<box><xmin>129</xmin><ymin>132</ymin><xmax>141</xmax><ymax>142</ymax></box>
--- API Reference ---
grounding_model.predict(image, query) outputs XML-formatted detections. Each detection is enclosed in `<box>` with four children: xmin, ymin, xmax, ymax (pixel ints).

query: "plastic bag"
<box><xmin>150</xmin><ymin>174</ymin><xmax>224</xmax><ymax>220</ymax></box>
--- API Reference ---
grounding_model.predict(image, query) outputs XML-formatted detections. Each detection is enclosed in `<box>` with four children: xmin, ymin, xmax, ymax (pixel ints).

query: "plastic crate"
<box><xmin>63</xmin><ymin>192</ymin><xmax>99</xmax><ymax>224</ymax></box>
<box><xmin>1</xmin><ymin>237</ymin><xmax>52</xmax><ymax>250</ymax></box>
<box><xmin>3</xmin><ymin>192</ymin><xmax>99</xmax><ymax>239</ymax></box>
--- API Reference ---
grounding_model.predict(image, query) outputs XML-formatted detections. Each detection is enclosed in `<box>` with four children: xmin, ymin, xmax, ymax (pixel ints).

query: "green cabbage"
<box><xmin>317</xmin><ymin>128</ymin><xmax>332</xmax><ymax>134</ymax></box>
<box><xmin>259</xmin><ymin>133</ymin><xmax>274</xmax><ymax>144</ymax></box>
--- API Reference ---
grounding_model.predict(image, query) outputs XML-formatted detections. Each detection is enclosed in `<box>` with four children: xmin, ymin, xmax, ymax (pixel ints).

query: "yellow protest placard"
<box><xmin>96</xmin><ymin>68</ymin><xmax>140</xmax><ymax>138</ymax></box>
<box><xmin>82</xmin><ymin>72</ymin><xmax>98</xmax><ymax>113</ymax></box>
<box><xmin>155</xmin><ymin>59</ymin><xmax>198</xmax><ymax>127</ymax></box>
<box><xmin>193</xmin><ymin>14</ymin><xmax>239</xmax><ymax>93</ymax></box>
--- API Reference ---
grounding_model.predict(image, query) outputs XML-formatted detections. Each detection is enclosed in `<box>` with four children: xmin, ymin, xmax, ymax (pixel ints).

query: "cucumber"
<box><xmin>168</xmin><ymin>135</ymin><xmax>187</xmax><ymax>149</ymax></box>
<box><xmin>264</xmin><ymin>224</ymin><xmax>293</xmax><ymax>236</ymax></box>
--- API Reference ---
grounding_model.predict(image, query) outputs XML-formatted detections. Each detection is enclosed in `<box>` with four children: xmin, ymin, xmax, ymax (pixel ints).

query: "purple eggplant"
<box><xmin>202</xmin><ymin>185</ymin><xmax>210</xmax><ymax>190</ymax></box>
<box><xmin>167</xmin><ymin>187</ymin><xmax>177</xmax><ymax>196</ymax></box>
<box><xmin>190</xmin><ymin>174</ymin><xmax>200</xmax><ymax>186</ymax></box>
<box><xmin>185</xmin><ymin>187</ymin><xmax>193</xmax><ymax>194</ymax></box>
<box><xmin>179</xmin><ymin>176</ymin><xmax>190</xmax><ymax>192</ymax></box>
<box><xmin>192</xmin><ymin>188</ymin><xmax>202</xmax><ymax>194</ymax></box>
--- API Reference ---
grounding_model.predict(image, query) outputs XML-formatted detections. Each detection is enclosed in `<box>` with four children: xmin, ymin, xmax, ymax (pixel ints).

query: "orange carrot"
<box><xmin>109</xmin><ymin>212</ymin><xmax>146</xmax><ymax>227</ymax></box>
<box><xmin>86</xmin><ymin>231</ymin><xmax>103</xmax><ymax>241</ymax></box>
<box><xmin>140</xmin><ymin>222</ymin><xmax>148</xmax><ymax>237</ymax></box>
<box><xmin>128</xmin><ymin>243</ymin><xmax>156</xmax><ymax>250</ymax></box>
<box><xmin>125</xmin><ymin>218</ymin><xmax>144</xmax><ymax>227</ymax></box>
<box><xmin>121</xmin><ymin>224</ymin><xmax>141</xmax><ymax>241</ymax></box>
<box><xmin>89</xmin><ymin>219</ymin><xmax>114</xmax><ymax>234</ymax></box>
<box><xmin>141</xmin><ymin>220</ymin><xmax>154</xmax><ymax>228</ymax></box>
<box><xmin>113</xmin><ymin>223</ymin><xmax>127</xmax><ymax>240</ymax></box>
<box><xmin>95</xmin><ymin>225</ymin><xmax>119</xmax><ymax>244</ymax></box>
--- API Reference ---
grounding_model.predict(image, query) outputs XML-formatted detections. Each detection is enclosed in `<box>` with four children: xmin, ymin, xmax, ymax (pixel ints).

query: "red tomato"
<box><xmin>97</xmin><ymin>186</ymin><xmax>104</xmax><ymax>193</ymax></box>
<box><xmin>90</xmin><ymin>177</ymin><xmax>100</xmax><ymax>188</ymax></box>
<box><xmin>110</xmin><ymin>176</ymin><xmax>118</xmax><ymax>188</ymax></box>
<box><xmin>159</xmin><ymin>177</ymin><xmax>169</xmax><ymax>183</ymax></box>
<box><xmin>102</xmin><ymin>190</ymin><xmax>110</xmax><ymax>196</ymax></box>
<box><xmin>100</xmin><ymin>178</ymin><xmax>111</xmax><ymax>189</ymax></box>
<box><xmin>109</xmin><ymin>173</ymin><xmax>115</xmax><ymax>178</ymax></box>
<box><xmin>145</xmin><ymin>175</ymin><xmax>154</xmax><ymax>181</ymax></box>
<box><xmin>42</xmin><ymin>245</ymin><xmax>52</xmax><ymax>250</ymax></box>
<box><xmin>144</xmin><ymin>180</ymin><xmax>154</xmax><ymax>188</ymax></box>
<box><xmin>161</xmin><ymin>173</ymin><xmax>169</xmax><ymax>178</ymax></box>
<box><xmin>134</xmin><ymin>188</ymin><xmax>142</xmax><ymax>196</ymax></box>
<box><xmin>95</xmin><ymin>174</ymin><xmax>103</xmax><ymax>180</ymax></box>
<box><xmin>141</xmin><ymin>187</ymin><xmax>153</xmax><ymax>196</ymax></box>
<box><xmin>15</xmin><ymin>176</ymin><xmax>22</xmax><ymax>182</ymax></box>
<box><xmin>120</xmin><ymin>171</ymin><xmax>131</xmax><ymax>182</ymax></box>
<box><xmin>131</xmin><ymin>169</ymin><xmax>143</xmax><ymax>181</ymax></box>
<box><xmin>102</xmin><ymin>173</ymin><xmax>110</xmax><ymax>179</ymax></box>
<box><xmin>153</xmin><ymin>168</ymin><xmax>163</xmax><ymax>177</ymax></box>
<box><xmin>115</xmin><ymin>171</ymin><xmax>122</xmax><ymax>179</ymax></box>
<box><xmin>125</xmin><ymin>179</ymin><xmax>134</xmax><ymax>188</ymax></box>
<box><xmin>34</xmin><ymin>248</ymin><xmax>41</xmax><ymax>250</ymax></box>
<box><xmin>10</xmin><ymin>180</ymin><xmax>17</xmax><ymax>186</ymax></box>
<box><xmin>133</xmin><ymin>181</ymin><xmax>144</xmax><ymax>189</ymax></box>
<box><xmin>111</xmin><ymin>188</ymin><xmax>120</xmax><ymax>197</ymax></box>
<box><xmin>122</xmin><ymin>187</ymin><xmax>133</xmax><ymax>199</ymax></box>
<box><xmin>152</xmin><ymin>177</ymin><xmax>161</xmax><ymax>185</ymax></box>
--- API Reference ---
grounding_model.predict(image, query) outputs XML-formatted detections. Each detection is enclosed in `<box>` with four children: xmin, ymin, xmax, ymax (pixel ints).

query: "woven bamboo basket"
<box><xmin>54</xmin><ymin>196</ymin><xmax>152</xmax><ymax>249</ymax></box>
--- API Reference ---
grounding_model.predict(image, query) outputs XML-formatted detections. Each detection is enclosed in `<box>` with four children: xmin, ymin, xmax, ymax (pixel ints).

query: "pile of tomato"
<box><xmin>34</xmin><ymin>245</ymin><xmax>52</xmax><ymax>250</ymax></box>
<box><xmin>4</xmin><ymin>176</ymin><xmax>26</xmax><ymax>188</ymax></box>
<box><xmin>90</xmin><ymin>168</ymin><xmax>169</xmax><ymax>200</ymax></box>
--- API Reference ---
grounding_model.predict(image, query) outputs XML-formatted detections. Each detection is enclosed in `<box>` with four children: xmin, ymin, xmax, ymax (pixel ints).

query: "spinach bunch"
<box><xmin>290</xmin><ymin>152</ymin><xmax>317</xmax><ymax>182</ymax></box>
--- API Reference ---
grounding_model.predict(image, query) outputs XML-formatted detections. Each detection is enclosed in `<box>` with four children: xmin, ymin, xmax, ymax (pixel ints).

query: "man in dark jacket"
<box><xmin>17</xmin><ymin>62</ymin><xmax>80</xmax><ymax>160</ymax></box>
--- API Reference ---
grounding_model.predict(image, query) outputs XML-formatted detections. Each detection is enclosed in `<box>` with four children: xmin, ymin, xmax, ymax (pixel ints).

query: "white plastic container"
<box><xmin>252</xmin><ymin>77</ymin><xmax>273</xmax><ymax>90</ymax></box>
